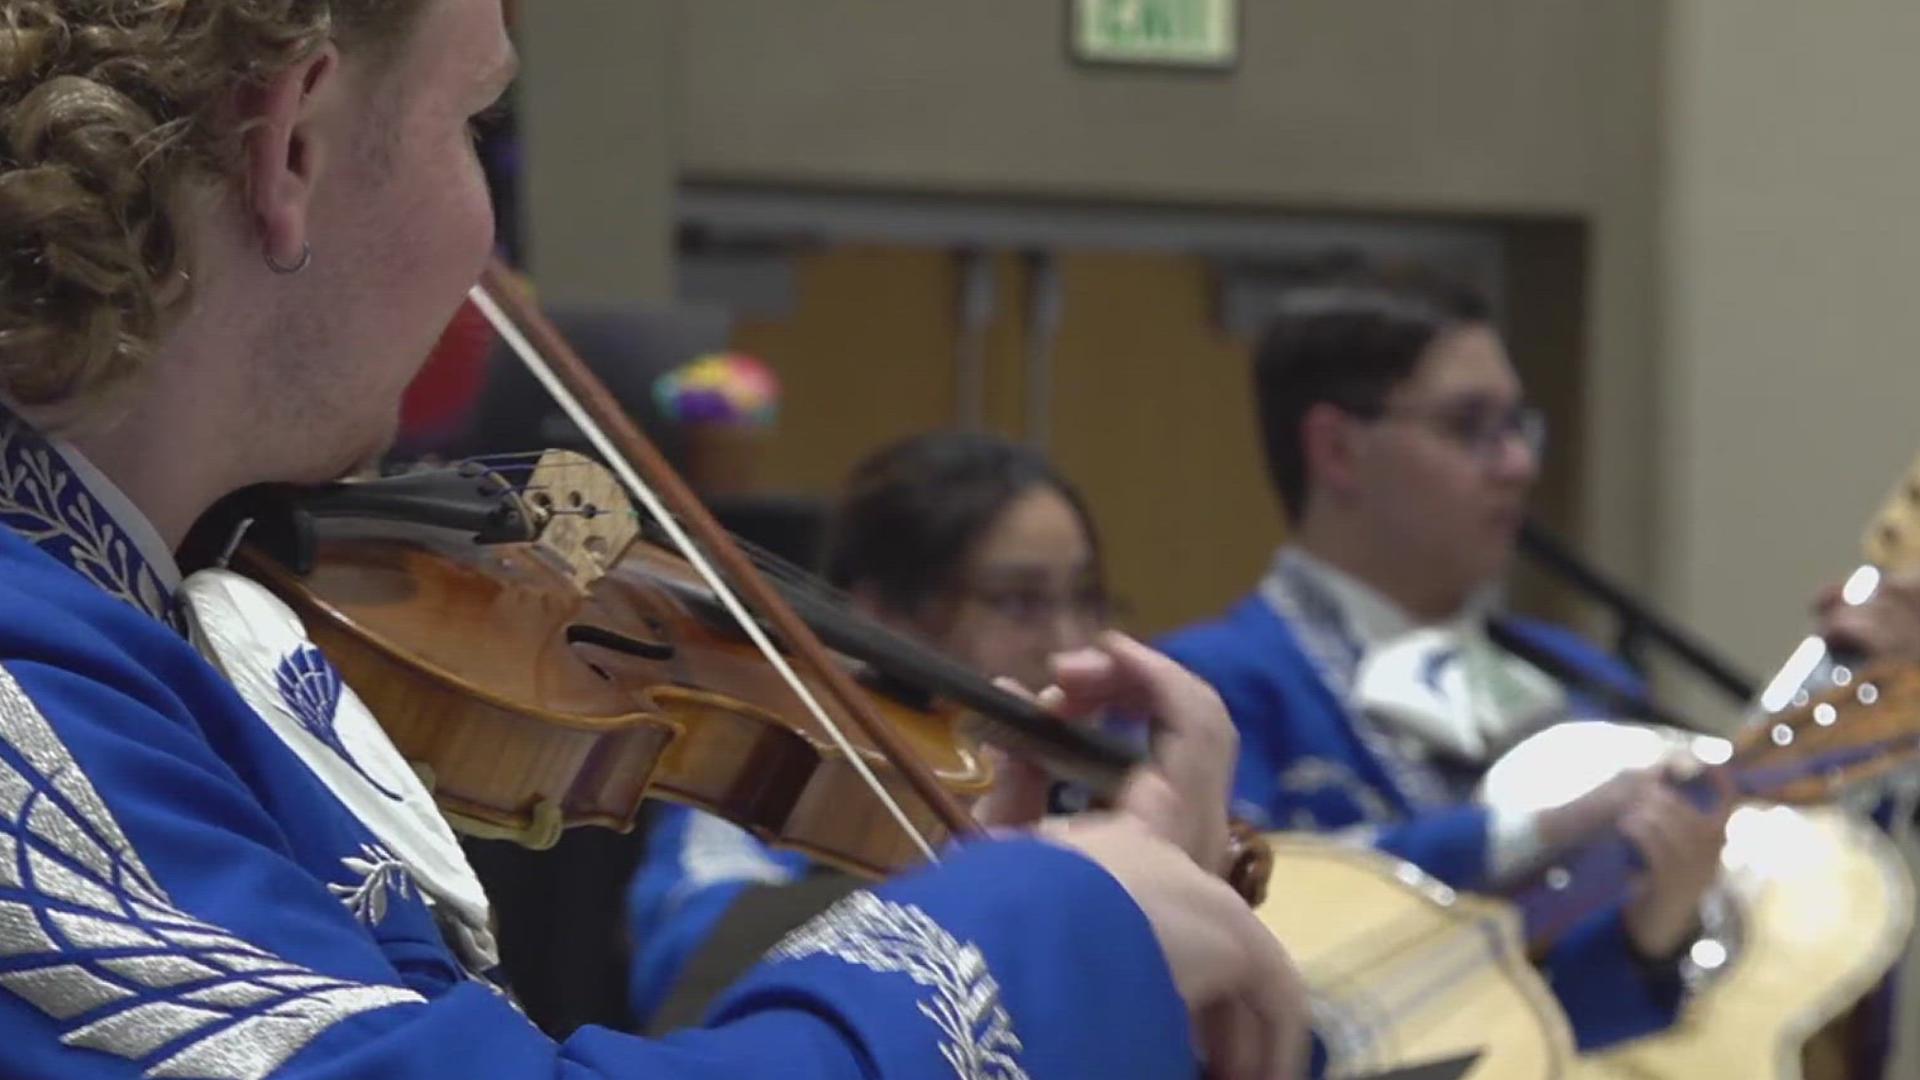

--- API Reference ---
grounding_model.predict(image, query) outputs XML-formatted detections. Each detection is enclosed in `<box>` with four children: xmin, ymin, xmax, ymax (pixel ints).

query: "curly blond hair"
<box><xmin>0</xmin><ymin>0</ymin><xmax>427</xmax><ymax>428</ymax></box>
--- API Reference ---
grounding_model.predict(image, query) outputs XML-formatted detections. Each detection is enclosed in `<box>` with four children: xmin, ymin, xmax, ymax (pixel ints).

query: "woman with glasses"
<box><xmin>626</xmin><ymin>431</ymin><xmax>1120</xmax><ymax>1032</ymax></box>
<box><xmin>1158</xmin><ymin>258</ymin><xmax>1728</xmax><ymax>1052</ymax></box>
<box><xmin>824</xmin><ymin>430</ymin><xmax>1114</xmax><ymax>695</ymax></box>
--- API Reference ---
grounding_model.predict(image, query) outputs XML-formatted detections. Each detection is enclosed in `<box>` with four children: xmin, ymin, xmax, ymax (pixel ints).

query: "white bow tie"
<box><xmin>1354</xmin><ymin>625</ymin><xmax>1567</xmax><ymax>764</ymax></box>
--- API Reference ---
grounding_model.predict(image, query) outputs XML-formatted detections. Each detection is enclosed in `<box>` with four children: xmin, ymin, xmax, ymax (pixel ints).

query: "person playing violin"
<box><xmin>0</xmin><ymin>3</ymin><xmax>1304</xmax><ymax>1078</ymax></box>
<box><xmin>628</xmin><ymin>431</ymin><xmax>1122</xmax><ymax>1030</ymax></box>
<box><xmin>1157</xmin><ymin>258</ymin><xmax>1729</xmax><ymax>1051</ymax></box>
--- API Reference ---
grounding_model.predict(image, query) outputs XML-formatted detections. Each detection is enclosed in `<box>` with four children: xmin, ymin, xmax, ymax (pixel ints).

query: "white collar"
<box><xmin>1269</xmin><ymin>545</ymin><xmax>1492</xmax><ymax>650</ymax></box>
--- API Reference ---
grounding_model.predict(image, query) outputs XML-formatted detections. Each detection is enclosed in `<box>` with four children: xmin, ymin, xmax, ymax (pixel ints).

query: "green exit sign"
<box><xmin>1072</xmin><ymin>0</ymin><xmax>1239</xmax><ymax>68</ymax></box>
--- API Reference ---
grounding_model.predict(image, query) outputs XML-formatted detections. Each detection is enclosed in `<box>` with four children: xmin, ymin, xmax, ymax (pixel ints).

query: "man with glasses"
<box><xmin>1159</xmin><ymin>261</ymin><xmax>1728</xmax><ymax>1050</ymax></box>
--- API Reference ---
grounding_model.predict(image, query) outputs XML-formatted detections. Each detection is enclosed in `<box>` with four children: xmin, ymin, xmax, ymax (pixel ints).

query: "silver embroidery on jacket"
<box><xmin>328</xmin><ymin>843</ymin><xmax>414</xmax><ymax>926</ymax></box>
<box><xmin>0</xmin><ymin>664</ymin><xmax>423</xmax><ymax>1079</ymax></box>
<box><xmin>769</xmin><ymin>891</ymin><xmax>1029</xmax><ymax>1080</ymax></box>
<box><xmin>0</xmin><ymin>420</ymin><xmax>179</xmax><ymax>631</ymax></box>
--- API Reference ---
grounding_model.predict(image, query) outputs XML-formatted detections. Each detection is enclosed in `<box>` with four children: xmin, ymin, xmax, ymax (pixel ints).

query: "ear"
<box><xmin>1299</xmin><ymin>401</ymin><xmax>1366</xmax><ymax>506</ymax></box>
<box><xmin>238</xmin><ymin>45</ymin><xmax>344</xmax><ymax>270</ymax></box>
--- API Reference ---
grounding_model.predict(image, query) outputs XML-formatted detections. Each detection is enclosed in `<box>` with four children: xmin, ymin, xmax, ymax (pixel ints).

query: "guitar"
<box><xmin>1581</xmin><ymin>804</ymin><xmax>1909</xmax><ymax>1080</ymax></box>
<box><xmin>1573</xmin><ymin>457</ymin><xmax>1920</xmax><ymax>1080</ymax></box>
<box><xmin>1263</xmin><ymin>662</ymin><xmax>1920</xmax><ymax>1080</ymax></box>
<box><xmin>1483</xmin><ymin>721</ymin><xmax>1913</xmax><ymax>1080</ymax></box>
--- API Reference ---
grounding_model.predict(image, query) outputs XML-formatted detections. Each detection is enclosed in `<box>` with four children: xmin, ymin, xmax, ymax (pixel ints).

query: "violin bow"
<box><xmin>469</xmin><ymin>258</ymin><xmax>974</xmax><ymax>863</ymax></box>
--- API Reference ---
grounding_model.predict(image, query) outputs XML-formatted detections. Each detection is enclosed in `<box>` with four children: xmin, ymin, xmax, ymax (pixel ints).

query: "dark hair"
<box><xmin>1253</xmin><ymin>258</ymin><xmax>1492</xmax><ymax>522</ymax></box>
<box><xmin>824</xmin><ymin>431</ymin><xmax>1102</xmax><ymax>616</ymax></box>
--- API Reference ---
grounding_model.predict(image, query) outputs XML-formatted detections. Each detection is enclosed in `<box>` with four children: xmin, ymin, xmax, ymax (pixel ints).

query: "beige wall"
<box><xmin>658</xmin><ymin>0</ymin><xmax>1920</xmax><ymax>710</ymax></box>
<box><xmin>517</xmin><ymin>1</ymin><xmax>1668</xmax><ymax>606</ymax></box>
<box><xmin>517</xmin><ymin>0</ymin><xmax>676</xmax><ymax>304</ymax></box>
<box><xmin>1662</xmin><ymin>4</ymin><xmax>1920</xmax><ymax>692</ymax></box>
<box><xmin>668</xmin><ymin>0</ymin><xmax>1667</xmax><ymax>590</ymax></box>
<box><xmin>675</xmin><ymin>1</ymin><xmax>1648</xmax><ymax>213</ymax></box>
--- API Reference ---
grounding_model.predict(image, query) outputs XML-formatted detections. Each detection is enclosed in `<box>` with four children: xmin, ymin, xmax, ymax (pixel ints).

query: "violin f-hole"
<box><xmin>568</xmin><ymin>622</ymin><xmax>677</xmax><ymax>662</ymax></box>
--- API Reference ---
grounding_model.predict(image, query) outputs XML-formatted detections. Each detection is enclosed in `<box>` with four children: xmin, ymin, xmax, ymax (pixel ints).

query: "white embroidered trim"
<box><xmin>0</xmin><ymin>663</ymin><xmax>423</xmax><ymax>1079</ymax></box>
<box><xmin>180</xmin><ymin>570</ymin><xmax>500</xmax><ymax>976</ymax></box>
<box><xmin>769</xmin><ymin>891</ymin><xmax>1029</xmax><ymax>1080</ymax></box>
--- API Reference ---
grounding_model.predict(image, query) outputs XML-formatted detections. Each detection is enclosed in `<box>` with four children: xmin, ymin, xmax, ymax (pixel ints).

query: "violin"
<box><xmin>193</xmin><ymin>258</ymin><xmax>1272</xmax><ymax>901</ymax></box>
<box><xmin>207</xmin><ymin>448</ymin><xmax>1127</xmax><ymax>878</ymax></box>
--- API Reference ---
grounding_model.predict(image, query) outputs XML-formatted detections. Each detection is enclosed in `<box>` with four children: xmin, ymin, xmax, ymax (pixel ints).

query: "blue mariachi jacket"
<box><xmin>0</xmin><ymin>415</ymin><xmax>1194</xmax><ymax>1079</ymax></box>
<box><xmin>1158</xmin><ymin>591</ymin><xmax>1683</xmax><ymax>1052</ymax></box>
<box><xmin>626</xmin><ymin>803</ymin><xmax>813</xmax><ymax>1026</ymax></box>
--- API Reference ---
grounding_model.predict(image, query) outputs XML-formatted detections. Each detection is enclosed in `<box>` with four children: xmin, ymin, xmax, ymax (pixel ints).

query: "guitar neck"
<box><xmin>1509</xmin><ymin>449</ymin><xmax>1920</xmax><ymax>959</ymax></box>
<box><xmin>1505</xmin><ymin>711</ymin><xmax>1920</xmax><ymax>951</ymax></box>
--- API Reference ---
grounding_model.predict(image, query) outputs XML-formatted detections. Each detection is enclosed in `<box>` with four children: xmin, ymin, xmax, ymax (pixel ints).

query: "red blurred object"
<box><xmin>398</xmin><ymin>297</ymin><xmax>495</xmax><ymax>450</ymax></box>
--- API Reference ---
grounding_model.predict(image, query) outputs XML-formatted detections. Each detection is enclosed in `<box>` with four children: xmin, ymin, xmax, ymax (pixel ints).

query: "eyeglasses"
<box><xmin>952</xmin><ymin>584</ymin><xmax>1116</xmax><ymax>629</ymax></box>
<box><xmin>1350</xmin><ymin>400</ymin><xmax>1547</xmax><ymax>465</ymax></box>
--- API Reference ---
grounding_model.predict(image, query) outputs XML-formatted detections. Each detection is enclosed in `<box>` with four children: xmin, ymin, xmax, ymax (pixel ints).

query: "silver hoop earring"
<box><xmin>265</xmin><ymin>242</ymin><xmax>312</xmax><ymax>275</ymax></box>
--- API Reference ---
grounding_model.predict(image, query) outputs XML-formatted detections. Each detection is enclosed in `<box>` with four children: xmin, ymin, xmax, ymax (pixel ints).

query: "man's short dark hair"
<box><xmin>1253</xmin><ymin>259</ymin><xmax>1492</xmax><ymax>522</ymax></box>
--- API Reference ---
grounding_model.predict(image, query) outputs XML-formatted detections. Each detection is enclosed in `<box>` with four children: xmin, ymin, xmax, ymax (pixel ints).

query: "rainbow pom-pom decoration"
<box><xmin>653</xmin><ymin>352</ymin><xmax>780</xmax><ymax>428</ymax></box>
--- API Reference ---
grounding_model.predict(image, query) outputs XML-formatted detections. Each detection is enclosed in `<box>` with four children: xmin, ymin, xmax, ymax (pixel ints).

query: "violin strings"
<box><xmin>625</xmin><ymin>498</ymin><xmax>1124</xmax><ymax>773</ymax></box>
<box><xmin>438</xmin><ymin>449</ymin><xmax>1128</xmax><ymax>778</ymax></box>
<box><xmin>464</xmin><ymin>450</ymin><xmax>550</xmax><ymax>468</ymax></box>
<box><xmin>474</xmin><ymin>454</ymin><xmax>920</xmax><ymax>646</ymax></box>
<box><xmin>464</xmin><ymin>454</ymin><xmax>843</xmax><ymax>583</ymax></box>
<box><xmin>452</xmin><ymin>454</ymin><xmax>862</xmax><ymax>611</ymax></box>
<box><xmin>469</xmin><ymin>283</ymin><xmax>941</xmax><ymax>864</ymax></box>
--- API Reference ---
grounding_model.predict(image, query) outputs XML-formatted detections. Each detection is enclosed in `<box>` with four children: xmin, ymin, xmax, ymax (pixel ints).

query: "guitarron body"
<box><xmin>1586</xmin><ymin>802</ymin><xmax>1910</xmax><ymax>1080</ymax></box>
<box><xmin>1257</xmin><ymin>836</ymin><xmax>1574</xmax><ymax>1080</ymax></box>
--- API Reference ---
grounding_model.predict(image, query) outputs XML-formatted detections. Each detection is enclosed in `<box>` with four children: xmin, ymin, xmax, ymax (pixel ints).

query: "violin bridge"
<box><xmin>524</xmin><ymin>450</ymin><xmax>639</xmax><ymax>589</ymax></box>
